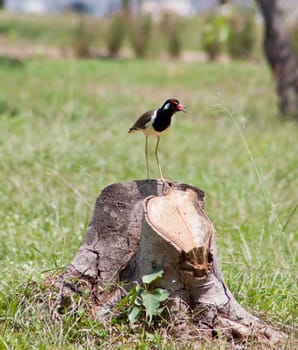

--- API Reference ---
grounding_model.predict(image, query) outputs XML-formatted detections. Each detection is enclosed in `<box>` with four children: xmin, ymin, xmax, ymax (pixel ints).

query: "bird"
<box><xmin>128</xmin><ymin>98</ymin><xmax>187</xmax><ymax>179</ymax></box>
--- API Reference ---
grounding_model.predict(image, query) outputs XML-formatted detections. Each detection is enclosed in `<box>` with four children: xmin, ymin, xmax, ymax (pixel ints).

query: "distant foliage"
<box><xmin>201</xmin><ymin>7</ymin><xmax>258</xmax><ymax>61</ymax></box>
<box><xmin>106</xmin><ymin>15</ymin><xmax>126</xmax><ymax>57</ymax></box>
<box><xmin>226</xmin><ymin>8</ymin><xmax>257</xmax><ymax>59</ymax></box>
<box><xmin>72</xmin><ymin>16</ymin><xmax>96</xmax><ymax>58</ymax></box>
<box><xmin>128</xmin><ymin>15</ymin><xmax>152</xmax><ymax>58</ymax></box>
<box><xmin>0</xmin><ymin>10</ymin><xmax>262</xmax><ymax>61</ymax></box>
<box><xmin>160</xmin><ymin>15</ymin><xmax>183</xmax><ymax>59</ymax></box>
<box><xmin>201</xmin><ymin>13</ymin><xmax>229</xmax><ymax>60</ymax></box>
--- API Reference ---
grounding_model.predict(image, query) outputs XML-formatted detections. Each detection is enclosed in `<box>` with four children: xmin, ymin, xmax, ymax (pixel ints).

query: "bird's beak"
<box><xmin>177</xmin><ymin>104</ymin><xmax>187</xmax><ymax>113</ymax></box>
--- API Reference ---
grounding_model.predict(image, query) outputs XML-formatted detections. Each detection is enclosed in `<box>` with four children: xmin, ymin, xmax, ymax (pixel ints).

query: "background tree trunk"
<box><xmin>53</xmin><ymin>180</ymin><xmax>285</xmax><ymax>347</ymax></box>
<box><xmin>256</xmin><ymin>0</ymin><xmax>298</xmax><ymax>119</ymax></box>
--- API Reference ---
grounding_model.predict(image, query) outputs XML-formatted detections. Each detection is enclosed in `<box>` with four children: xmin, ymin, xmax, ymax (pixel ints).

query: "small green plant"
<box><xmin>117</xmin><ymin>268</ymin><xmax>170</xmax><ymax>325</ymax></box>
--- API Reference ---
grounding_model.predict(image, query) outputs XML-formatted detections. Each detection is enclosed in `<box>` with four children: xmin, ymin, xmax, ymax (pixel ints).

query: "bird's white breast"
<box><xmin>142</xmin><ymin>110</ymin><xmax>169</xmax><ymax>136</ymax></box>
<box><xmin>143</xmin><ymin>124</ymin><xmax>168</xmax><ymax>136</ymax></box>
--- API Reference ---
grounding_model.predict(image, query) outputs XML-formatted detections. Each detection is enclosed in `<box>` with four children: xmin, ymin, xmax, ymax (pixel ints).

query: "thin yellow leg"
<box><xmin>145</xmin><ymin>136</ymin><xmax>150</xmax><ymax>178</ymax></box>
<box><xmin>155</xmin><ymin>136</ymin><xmax>164</xmax><ymax>179</ymax></box>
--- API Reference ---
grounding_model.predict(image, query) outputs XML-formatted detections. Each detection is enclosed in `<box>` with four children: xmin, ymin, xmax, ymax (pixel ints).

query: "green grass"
<box><xmin>0</xmin><ymin>58</ymin><xmax>297</xmax><ymax>349</ymax></box>
<box><xmin>0</xmin><ymin>11</ymin><xmax>96</xmax><ymax>47</ymax></box>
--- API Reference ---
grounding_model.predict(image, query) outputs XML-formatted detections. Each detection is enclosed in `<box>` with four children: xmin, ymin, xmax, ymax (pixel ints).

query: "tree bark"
<box><xmin>256</xmin><ymin>0</ymin><xmax>298</xmax><ymax>119</ymax></box>
<box><xmin>53</xmin><ymin>180</ymin><xmax>286</xmax><ymax>347</ymax></box>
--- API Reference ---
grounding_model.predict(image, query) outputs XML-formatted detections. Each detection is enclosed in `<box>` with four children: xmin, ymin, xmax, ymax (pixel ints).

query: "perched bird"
<box><xmin>128</xmin><ymin>98</ymin><xmax>187</xmax><ymax>179</ymax></box>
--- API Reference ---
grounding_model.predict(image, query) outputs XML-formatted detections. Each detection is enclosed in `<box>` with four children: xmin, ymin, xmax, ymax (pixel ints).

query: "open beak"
<box><xmin>177</xmin><ymin>104</ymin><xmax>187</xmax><ymax>113</ymax></box>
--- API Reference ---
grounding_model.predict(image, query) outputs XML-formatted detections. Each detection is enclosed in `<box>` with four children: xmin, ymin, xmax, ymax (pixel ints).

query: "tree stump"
<box><xmin>53</xmin><ymin>180</ymin><xmax>286</xmax><ymax>347</ymax></box>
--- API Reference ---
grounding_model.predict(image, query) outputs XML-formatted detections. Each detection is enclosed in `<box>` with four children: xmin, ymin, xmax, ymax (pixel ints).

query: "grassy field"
<box><xmin>0</xmin><ymin>57</ymin><xmax>297</xmax><ymax>349</ymax></box>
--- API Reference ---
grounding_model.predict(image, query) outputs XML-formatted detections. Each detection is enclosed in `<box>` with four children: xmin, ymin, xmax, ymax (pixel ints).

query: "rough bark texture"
<box><xmin>54</xmin><ymin>180</ymin><xmax>286</xmax><ymax>346</ymax></box>
<box><xmin>256</xmin><ymin>0</ymin><xmax>298</xmax><ymax>118</ymax></box>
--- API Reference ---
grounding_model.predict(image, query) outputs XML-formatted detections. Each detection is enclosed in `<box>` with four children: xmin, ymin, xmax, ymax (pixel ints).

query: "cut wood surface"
<box><xmin>54</xmin><ymin>180</ymin><xmax>287</xmax><ymax>347</ymax></box>
<box><xmin>144</xmin><ymin>188</ymin><xmax>213</xmax><ymax>253</ymax></box>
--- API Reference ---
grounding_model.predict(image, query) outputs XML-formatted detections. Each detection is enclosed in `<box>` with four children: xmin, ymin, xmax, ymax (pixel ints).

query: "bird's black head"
<box><xmin>160</xmin><ymin>99</ymin><xmax>187</xmax><ymax>113</ymax></box>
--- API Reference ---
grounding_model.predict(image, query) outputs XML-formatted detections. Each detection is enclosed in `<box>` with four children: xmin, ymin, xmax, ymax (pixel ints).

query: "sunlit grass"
<box><xmin>0</xmin><ymin>58</ymin><xmax>297</xmax><ymax>348</ymax></box>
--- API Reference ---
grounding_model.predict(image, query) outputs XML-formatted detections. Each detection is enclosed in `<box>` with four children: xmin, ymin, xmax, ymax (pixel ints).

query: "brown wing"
<box><xmin>128</xmin><ymin>110</ymin><xmax>154</xmax><ymax>133</ymax></box>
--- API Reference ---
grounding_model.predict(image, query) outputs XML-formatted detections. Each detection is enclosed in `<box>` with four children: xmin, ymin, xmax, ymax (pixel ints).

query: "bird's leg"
<box><xmin>145</xmin><ymin>136</ymin><xmax>150</xmax><ymax>179</ymax></box>
<box><xmin>155</xmin><ymin>136</ymin><xmax>164</xmax><ymax>180</ymax></box>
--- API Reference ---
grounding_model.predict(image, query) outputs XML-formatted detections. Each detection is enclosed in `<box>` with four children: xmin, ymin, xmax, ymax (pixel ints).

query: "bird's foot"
<box><xmin>158</xmin><ymin>177</ymin><xmax>172</xmax><ymax>194</ymax></box>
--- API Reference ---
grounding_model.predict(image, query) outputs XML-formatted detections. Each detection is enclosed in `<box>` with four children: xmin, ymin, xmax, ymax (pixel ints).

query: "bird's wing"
<box><xmin>128</xmin><ymin>110</ymin><xmax>154</xmax><ymax>132</ymax></box>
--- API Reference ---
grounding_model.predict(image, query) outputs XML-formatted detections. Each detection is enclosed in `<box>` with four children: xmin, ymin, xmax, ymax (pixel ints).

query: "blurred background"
<box><xmin>0</xmin><ymin>1</ymin><xmax>297</xmax><ymax>348</ymax></box>
<box><xmin>0</xmin><ymin>0</ymin><xmax>297</xmax><ymax>62</ymax></box>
